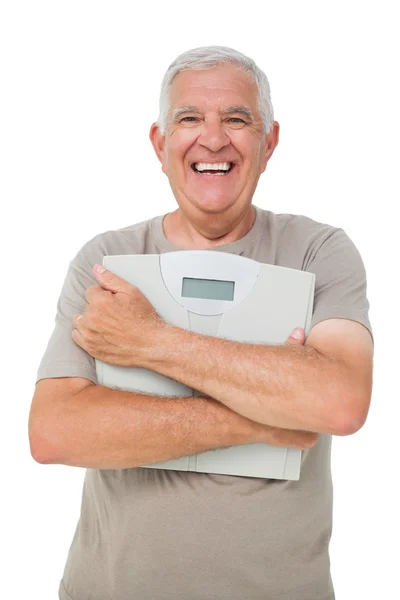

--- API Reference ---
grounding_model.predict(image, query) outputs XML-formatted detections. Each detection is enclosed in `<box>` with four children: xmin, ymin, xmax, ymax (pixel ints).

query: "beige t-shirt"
<box><xmin>36</xmin><ymin>205</ymin><xmax>373</xmax><ymax>600</ymax></box>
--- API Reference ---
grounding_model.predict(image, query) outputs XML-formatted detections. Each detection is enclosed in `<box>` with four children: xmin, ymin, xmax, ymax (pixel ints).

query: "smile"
<box><xmin>191</xmin><ymin>162</ymin><xmax>235</xmax><ymax>175</ymax></box>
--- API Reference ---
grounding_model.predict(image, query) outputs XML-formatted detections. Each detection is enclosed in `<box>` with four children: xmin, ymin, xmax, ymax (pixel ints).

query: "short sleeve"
<box><xmin>35</xmin><ymin>237</ymin><xmax>105</xmax><ymax>384</ymax></box>
<box><xmin>306</xmin><ymin>228</ymin><xmax>374</xmax><ymax>345</ymax></box>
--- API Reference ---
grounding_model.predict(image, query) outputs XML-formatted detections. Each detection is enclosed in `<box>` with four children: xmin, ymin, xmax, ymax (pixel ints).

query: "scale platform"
<box><xmin>95</xmin><ymin>250</ymin><xmax>315</xmax><ymax>480</ymax></box>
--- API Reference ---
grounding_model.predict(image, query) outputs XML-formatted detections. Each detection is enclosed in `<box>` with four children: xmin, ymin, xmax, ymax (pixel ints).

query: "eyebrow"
<box><xmin>171</xmin><ymin>105</ymin><xmax>254</xmax><ymax>121</ymax></box>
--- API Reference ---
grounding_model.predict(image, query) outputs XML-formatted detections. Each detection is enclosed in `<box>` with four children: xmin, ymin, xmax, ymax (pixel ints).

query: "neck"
<box><xmin>162</xmin><ymin>204</ymin><xmax>256</xmax><ymax>250</ymax></box>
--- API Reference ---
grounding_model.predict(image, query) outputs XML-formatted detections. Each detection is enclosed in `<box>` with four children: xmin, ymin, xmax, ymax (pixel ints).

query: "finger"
<box><xmin>72</xmin><ymin>314</ymin><xmax>83</xmax><ymax>328</ymax></box>
<box><xmin>71</xmin><ymin>326</ymin><xmax>85</xmax><ymax>349</ymax></box>
<box><xmin>86</xmin><ymin>284</ymin><xmax>107</xmax><ymax>304</ymax></box>
<box><xmin>93</xmin><ymin>264</ymin><xmax>134</xmax><ymax>294</ymax></box>
<box><xmin>284</xmin><ymin>328</ymin><xmax>306</xmax><ymax>346</ymax></box>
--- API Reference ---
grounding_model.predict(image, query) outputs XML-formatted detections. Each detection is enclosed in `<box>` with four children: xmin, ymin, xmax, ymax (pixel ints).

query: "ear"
<box><xmin>149</xmin><ymin>122</ymin><xmax>167</xmax><ymax>174</ymax></box>
<box><xmin>260</xmin><ymin>120</ymin><xmax>280</xmax><ymax>173</ymax></box>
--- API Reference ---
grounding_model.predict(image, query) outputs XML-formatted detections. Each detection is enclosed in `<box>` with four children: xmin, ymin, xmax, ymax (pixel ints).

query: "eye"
<box><xmin>227</xmin><ymin>117</ymin><xmax>246</xmax><ymax>124</ymax></box>
<box><xmin>180</xmin><ymin>116</ymin><xmax>199</xmax><ymax>123</ymax></box>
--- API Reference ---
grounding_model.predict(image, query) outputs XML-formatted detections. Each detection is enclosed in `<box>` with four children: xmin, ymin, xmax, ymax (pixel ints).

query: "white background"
<box><xmin>1</xmin><ymin>1</ymin><xmax>398</xmax><ymax>598</ymax></box>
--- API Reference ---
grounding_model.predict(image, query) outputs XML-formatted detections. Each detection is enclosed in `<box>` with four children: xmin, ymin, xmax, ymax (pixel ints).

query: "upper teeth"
<box><xmin>194</xmin><ymin>162</ymin><xmax>231</xmax><ymax>171</ymax></box>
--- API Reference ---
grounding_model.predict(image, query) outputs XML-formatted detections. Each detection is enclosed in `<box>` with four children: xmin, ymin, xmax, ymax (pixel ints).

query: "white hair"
<box><xmin>156</xmin><ymin>45</ymin><xmax>274</xmax><ymax>136</ymax></box>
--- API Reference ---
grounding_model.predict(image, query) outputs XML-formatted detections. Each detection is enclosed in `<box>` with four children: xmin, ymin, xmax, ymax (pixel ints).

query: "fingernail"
<box><xmin>94</xmin><ymin>264</ymin><xmax>106</xmax><ymax>274</ymax></box>
<box><xmin>291</xmin><ymin>328</ymin><xmax>302</xmax><ymax>340</ymax></box>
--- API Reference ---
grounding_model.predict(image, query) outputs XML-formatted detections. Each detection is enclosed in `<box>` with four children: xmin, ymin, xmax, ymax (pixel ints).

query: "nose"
<box><xmin>198</xmin><ymin>119</ymin><xmax>230</xmax><ymax>153</ymax></box>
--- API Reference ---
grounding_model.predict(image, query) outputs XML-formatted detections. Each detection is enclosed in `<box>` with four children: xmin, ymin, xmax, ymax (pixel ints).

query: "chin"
<box><xmin>186</xmin><ymin>196</ymin><xmax>240</xmax><ymax>215</ymax></box>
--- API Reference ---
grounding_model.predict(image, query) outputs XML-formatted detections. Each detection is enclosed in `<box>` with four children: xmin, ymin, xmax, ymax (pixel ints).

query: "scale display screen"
<box><xmin>182</xmin><ymin>277</ymin><xmax>235</xmax><ymax>301</ymax></box>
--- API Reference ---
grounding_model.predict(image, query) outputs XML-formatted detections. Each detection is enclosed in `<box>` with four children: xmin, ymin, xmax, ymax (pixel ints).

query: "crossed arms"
<box><xmin>29</xmin><ymin>265</ymin><xmax>373</xmax><ymax>469</ymax></box>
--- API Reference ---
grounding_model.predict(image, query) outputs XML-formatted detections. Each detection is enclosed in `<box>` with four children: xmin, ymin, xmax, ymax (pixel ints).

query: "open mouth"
<box><xmin>191</xmin><ymin>162</ymin><xmax>235</xmax><ymax>175</ymax></box>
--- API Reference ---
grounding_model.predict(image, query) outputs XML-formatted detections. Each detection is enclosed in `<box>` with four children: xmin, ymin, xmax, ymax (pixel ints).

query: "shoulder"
<box><xmin>71</xmin><ymin>214</ymin><xmax>159</xmax><ymax>268</ymax></box>
<box><xmin>261</xmin><ymin>207</ymin><xmax>347</xmax><ymax>268</ymax></box>
<box><xmin>268</xmin><ymin>209</ymin><xmax>342</xmax><ymax>243</ymax></box>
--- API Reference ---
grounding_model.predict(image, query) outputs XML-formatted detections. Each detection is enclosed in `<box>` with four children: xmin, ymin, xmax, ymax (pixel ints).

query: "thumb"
<box><xmin>92</xmin><ymin>264</ymin><xmax>132</xmax><ymax>293</ymax></box>
<box><xmin>285</xmin><ymin>327</ymin><xmax>306</xmax><ymax>346</ymax></box>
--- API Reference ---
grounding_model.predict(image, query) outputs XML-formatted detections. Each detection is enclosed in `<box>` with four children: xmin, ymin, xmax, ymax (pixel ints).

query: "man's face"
<box><xmin>150</xmin><ymin>64</ymin><xmax>279</xmax><ymax>216</ymax></box>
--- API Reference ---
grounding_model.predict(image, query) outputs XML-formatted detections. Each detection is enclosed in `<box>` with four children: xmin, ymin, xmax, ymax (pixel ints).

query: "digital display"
<box><xmin>182</xmin><ymin>277</ymin><xmax>235</xmax><ymax>301</ymax></box>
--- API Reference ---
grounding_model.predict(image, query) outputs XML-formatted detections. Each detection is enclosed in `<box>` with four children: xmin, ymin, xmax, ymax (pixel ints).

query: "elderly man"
<box><xmin>29</xmin><ymin>46</ymin><xmax>373</xmax><ymax>600</ymax></box>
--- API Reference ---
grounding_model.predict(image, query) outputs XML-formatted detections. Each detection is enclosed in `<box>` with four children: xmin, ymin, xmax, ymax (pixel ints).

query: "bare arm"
<box><xmin>74</xmin><ymin>267</ymin><xmax>373</xmax><ymax>438</ymax></box>
<box><xmin>140</xmin><ymin>320</ymin><xmax>373</xmax><ymax>435</ymax></box>
<box><xmin>29</xmin><ymin>378</ymin><xmax>317</xmax><ymax>469</ymax></box>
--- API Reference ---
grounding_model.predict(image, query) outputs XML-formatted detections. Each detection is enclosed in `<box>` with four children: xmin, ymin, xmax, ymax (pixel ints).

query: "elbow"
<box><xmin>29</xmin><ymin>427</ymin><xmax>62</xmax><ymax>465</ymax></box>
<box><xmin>30</xmin><ymin>444</ymin><xmax>53</xmax><ymax>465</ymax></box>
<box><xmin>331</xmin><ymin>415</ymin><xmax>365</xmax><ymax>436</ymax></box>
<box><xmin>327</xmin><ymin>399</ymin><xmax>370</xmax><ymax>437</ymax></box>
<box><xmin>30</xmin><ymin>440</ymin><xmax>51</xmax><ymax>464</ymax></box>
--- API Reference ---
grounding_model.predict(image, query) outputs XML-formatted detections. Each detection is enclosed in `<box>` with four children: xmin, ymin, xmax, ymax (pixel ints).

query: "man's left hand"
<box><xmin>72</xmin><ymin>264</ymin><xmax>165</xmax><ymax>367</ymax></box>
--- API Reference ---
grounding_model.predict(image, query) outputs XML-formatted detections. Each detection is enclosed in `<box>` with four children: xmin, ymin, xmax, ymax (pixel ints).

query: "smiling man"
<box><xmin>150</xmin><ymin>62</ymin><xmax>275</xmax><ymax>247</ymax></box>
<box><xmin>29</xmin><ymin>46</ymin><xmax>373</xmax><ymax>600</ymax></box>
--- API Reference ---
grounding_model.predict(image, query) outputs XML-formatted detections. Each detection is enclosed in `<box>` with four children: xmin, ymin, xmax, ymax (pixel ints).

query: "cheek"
<box><xmin>235</xmin><ymin>127</ymin><xmax>261</xmax><ymax>145</ymax></box>
<box><xmin>167</xmin><ymin>130</ymin><xmax>200</xmax><ymax>165</ymax></box>
<box><xmin>229</xmin><ymin>131</ymin><xmax>257</xmax><ymax>161</ymax></box>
